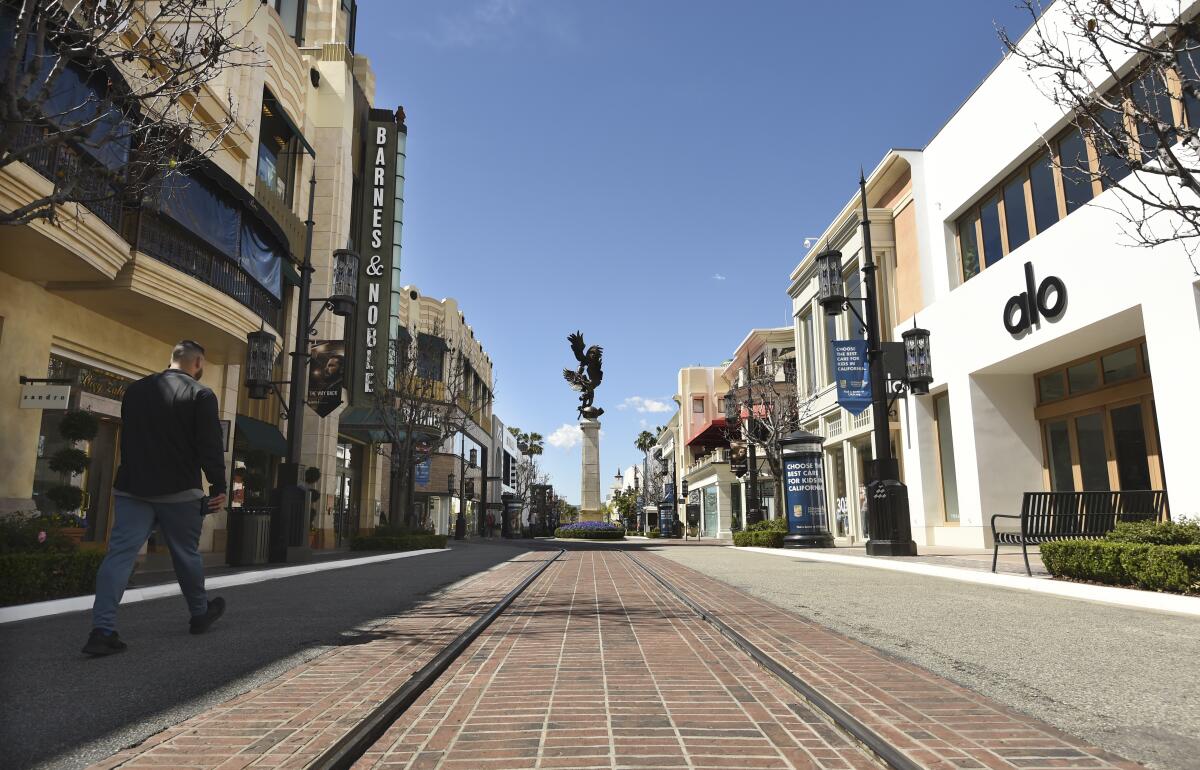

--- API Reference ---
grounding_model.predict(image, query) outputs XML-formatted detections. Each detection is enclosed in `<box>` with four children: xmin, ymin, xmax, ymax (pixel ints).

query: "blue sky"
<box><xmin>358</xmin><ymin>1</ymin><xmax>1037</xmax><ymax>505</ymax></box>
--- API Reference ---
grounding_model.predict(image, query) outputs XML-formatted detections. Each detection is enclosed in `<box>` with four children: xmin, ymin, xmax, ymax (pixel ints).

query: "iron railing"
<box><xmin>134</xmin><ymin>210</ymin><xmax>282</xmax><ymax>329</ymax></box>
<box><xmin>17</xmin><ymin>124</ymin><xmax>124</xmax><ymax>231</ymax></box>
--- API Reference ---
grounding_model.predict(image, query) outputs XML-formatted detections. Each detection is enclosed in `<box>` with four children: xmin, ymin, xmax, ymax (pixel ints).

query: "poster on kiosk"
<box><xmin>782</xmin><ymin>446</ymin><xmax>830</xmax><ymax>537</ymax></box>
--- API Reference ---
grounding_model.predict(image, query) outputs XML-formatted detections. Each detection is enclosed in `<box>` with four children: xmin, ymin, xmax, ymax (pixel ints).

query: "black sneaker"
<box><xmin>81</xmin><ymin>629</ymin><xmax>127</xmax><ymax>657</ymax></box>
<box><xmin>189</xmin><ymin>596</ymin><xmax>225</xmax><ymax>635</ymax></box>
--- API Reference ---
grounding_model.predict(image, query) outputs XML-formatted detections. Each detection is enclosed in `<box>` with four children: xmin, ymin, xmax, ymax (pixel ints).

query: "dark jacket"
<box><xmin>113</xmin><ymin>369</ymin><xmax>227</xmax><ymax>497</ymax></box>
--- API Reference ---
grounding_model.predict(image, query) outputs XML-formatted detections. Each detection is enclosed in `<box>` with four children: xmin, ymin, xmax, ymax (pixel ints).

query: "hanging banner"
<box><xmin>307</xmin><ymin>341</ymin><xmax>346</xmax><ymax>417</ymax></box>
<box><xmin>783</xmin><ymin>452</ymin><xmax>828</xmax><ymax>535</ymax></box>
<box><xmin>414</xmin><ymin>456</ymin><xmax>431</xmax><ymax>486</ymax></box>
<box><xmin>351</xmin><ymin>109</ymin><xmax>401</xmax><ymax>404</ymax></box>
<box><xmin>832</xmin><ymin>339</ymin><xmax>871</xmax><ymax>416</ymax></box>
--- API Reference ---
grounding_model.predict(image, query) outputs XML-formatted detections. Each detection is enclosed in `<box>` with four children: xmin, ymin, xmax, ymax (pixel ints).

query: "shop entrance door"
<box><xmin>702</xmin><ymin>485</ymin><xmax>719</xmax><ymax>537</ymax></box>
<box><xmin>1040</xmin><ymin>397</ymin><xmax>1164</xmax><ymax>493</ymax></box>
<box><xmin>83</xmin><ymin>418</ymin><xmax>120</xmax><ymax>543</ymax></box>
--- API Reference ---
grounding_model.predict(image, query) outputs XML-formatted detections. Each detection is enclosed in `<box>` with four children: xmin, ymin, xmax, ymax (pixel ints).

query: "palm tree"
<box><xmin>634</xmin><ymin>430</ymin><xmax>656</xmax><ymax>533</ymax></box>
<box><xmin>508</xmin><ymin>427</ymin><xmax>545</xmax><ymax>457</ymax></box>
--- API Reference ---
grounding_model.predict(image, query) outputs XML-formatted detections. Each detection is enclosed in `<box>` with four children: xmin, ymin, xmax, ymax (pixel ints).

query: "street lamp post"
<box><xmin>447</xmin><ymin>472</ymin><xmax>457</xmax><ymax>538</ymax></box>
<box><xmin>244</xmin><ymin>171</ymin><xmax>359</xmax><ymax>563</ymax></box>
<box><xmin>815</xmin><ymin>171</ymin><xmax>931</xmax><ymax>556</ymax></box>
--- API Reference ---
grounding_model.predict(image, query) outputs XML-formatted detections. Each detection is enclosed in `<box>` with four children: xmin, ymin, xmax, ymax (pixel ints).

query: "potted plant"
<box><xmin>43</xmin><ymin>410</ymin><xmax>99</xmax><ymax>542</ymax></box>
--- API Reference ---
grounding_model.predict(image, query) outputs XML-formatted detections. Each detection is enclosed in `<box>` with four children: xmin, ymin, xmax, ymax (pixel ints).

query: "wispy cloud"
<box><xmin>618</xmin><ymin>396</ymin><xmax>672</xmax><ymax>414</ymax></box>
<box><xmin>415</xmin><ymin>0</ymin><xmax>578</xmax><ymax>49</ymax></box>
<box><xmin>547</xmin><ymin>423</ymin><xmax>583</xmax><ymax>449</ymax></box>
<box><xmin>712</xmin><ymin>273</ymin><xmax>726</xmax><ymax>281</ymax></box>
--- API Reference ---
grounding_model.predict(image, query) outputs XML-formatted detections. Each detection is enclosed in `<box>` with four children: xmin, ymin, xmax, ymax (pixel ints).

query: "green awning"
<box><xmin>281</xmin><ymin>259</ymin><xmax>302</xmax><ymax>288</ymax></box>
<box><xmin>338</xmin><ymin>406</ymin><xmax>391</xmax><ymax>444</ymax></box>
<box><xmin>234</xmin><ymin>414</ymin><xmax>287</xmax><ymax>456</ymax></box>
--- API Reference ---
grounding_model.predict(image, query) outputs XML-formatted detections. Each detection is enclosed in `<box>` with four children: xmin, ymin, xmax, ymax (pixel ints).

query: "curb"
<box><xmin>734</xmin><ymin>546</ymin><xmax>1200</xmax><ymax>617</ymax></box>
<box><xmin>0</xmin><ymin>548</ymin><xmax>449</xmax><ymax>625</ymax></box>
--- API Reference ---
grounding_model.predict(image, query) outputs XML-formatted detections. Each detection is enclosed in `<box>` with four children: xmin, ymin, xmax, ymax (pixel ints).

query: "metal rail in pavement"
<box><xmin>309</xmin><ymin>549</ymin><xmax>565</xmax><ymax>770</ymax></box>
<box><xmin>622</xmin><ymin>550</ymin><xmax>922</xmax><ymax>770</ymax></box>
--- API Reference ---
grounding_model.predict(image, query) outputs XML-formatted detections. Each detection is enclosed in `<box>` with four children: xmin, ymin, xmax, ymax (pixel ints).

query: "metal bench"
<box><xmin>991</xmin><ymin>490</ymin><xmax>1168</xmax><ymax>576</ymax></box>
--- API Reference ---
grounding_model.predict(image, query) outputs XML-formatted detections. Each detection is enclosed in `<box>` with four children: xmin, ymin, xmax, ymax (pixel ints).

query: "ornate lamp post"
<box><xmin>815</xmin><ymin>171</ymin><xmax>931</xmax><ymax>556</ymax></box>
<box><xmin>244</xmin><ymin>170</ymin><xmax>359</xmax><ymax>562</ymax></box>
<box><xmin>723</xmin><ymin>388</ymin><xmax>763</xmax><ymax>527</ymax></box>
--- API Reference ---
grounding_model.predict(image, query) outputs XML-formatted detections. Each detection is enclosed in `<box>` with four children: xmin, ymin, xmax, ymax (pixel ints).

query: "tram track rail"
<box><xmin>621</xmin><ymin>550</ymin><xmax>922</xmax><ymax>770</ymax></box>
<box><xmin>310</xmin><ymin>544</ymin><xmax>919</xmax><ymax>770</ymax></box>
<box><xmin>309</xmin><ymin>548</ymin><xmax>564</xmax><ymax>770</ymax></box>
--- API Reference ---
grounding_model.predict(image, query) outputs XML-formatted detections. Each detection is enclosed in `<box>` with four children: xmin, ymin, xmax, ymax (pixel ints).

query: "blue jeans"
<box><xmin>92</xmin><ymin>496</ymin><xmax>208</xmax><ymax>632</ymax></box>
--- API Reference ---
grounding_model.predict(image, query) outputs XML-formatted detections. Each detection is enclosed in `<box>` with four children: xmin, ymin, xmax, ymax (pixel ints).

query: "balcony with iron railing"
<box><xmin>686</xmin><ymin>447</ymin><xmax>729</xmax><ymax>476</ymax></box>
<box><xmin>18</xmin><ymin>125</ymin><xmax>124</xmax><ymax>233</ymax></box>
<box><xmin>132</xmin><ymin>210</ymin><xmax>282</xmax><ymax>330</ymax></box>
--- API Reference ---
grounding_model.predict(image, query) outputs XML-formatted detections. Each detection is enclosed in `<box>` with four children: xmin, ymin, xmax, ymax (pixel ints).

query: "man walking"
<box><xmin>82</xmin><ymin>340</ymin><xmax>228</xmax><ymax>656</ymax></box>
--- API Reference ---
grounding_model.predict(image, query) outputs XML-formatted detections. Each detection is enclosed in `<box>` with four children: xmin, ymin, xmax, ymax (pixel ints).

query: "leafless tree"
<box><xmin>511</xmin><ymin>454</ymin><xmax>548</xmax><ymax>530</ymax></box>
<box><xmin>369</xmin><ymin>328</ymin><xmax>495</xmax><ymax>529</ymax></box>
<box><xmin>1000</xmin><ymin>0</ymin><xmax>1200</xmax><ymax>271</ymax></box>
<box><xmin>1</xmin><ymin>0</ymin><xmax>261</xmax><ymax>226</ymax></box>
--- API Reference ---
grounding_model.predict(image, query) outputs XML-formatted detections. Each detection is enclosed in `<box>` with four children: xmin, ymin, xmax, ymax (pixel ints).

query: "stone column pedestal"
<box><xmin>578</xmin><ymin>418</ymin><xmax>602</xmax><ymax>522</ymax></box>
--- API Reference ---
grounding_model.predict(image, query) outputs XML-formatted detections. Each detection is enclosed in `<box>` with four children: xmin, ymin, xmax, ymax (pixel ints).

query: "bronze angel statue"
<box><xmin>563</xmin><ymin>331</ymin><xmax>604</xmax><ymax>419</ymax></box>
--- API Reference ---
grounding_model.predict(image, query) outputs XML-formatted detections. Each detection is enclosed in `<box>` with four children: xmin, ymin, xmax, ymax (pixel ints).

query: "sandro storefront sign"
<box><xmin>351</xmin><ymin>110</ymin><xmax>400</xmax><ymax>405</ymax></box>
<box><xmin>1003</xmin><ymin>261</ymin><xmax>1067</xmax><ymax>336</ymax></box>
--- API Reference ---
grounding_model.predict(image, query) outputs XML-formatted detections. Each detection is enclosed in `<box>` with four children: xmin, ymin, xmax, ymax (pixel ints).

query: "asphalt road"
<box><xmin>0</xmin><ymin>541</ymin><xmax>530</xmax><ymax>770</ymax></box>
<box><xmin>650</xmin><ymin>543</ymin><xmax>1200</xmax><ymax>770</ymax></box>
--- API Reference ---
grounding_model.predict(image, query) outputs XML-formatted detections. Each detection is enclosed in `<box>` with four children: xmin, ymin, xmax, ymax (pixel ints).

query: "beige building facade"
<box><xmin>0</xmin><ymin>0</ymin><xmax>391</xmax><ymax>560</ymax></box>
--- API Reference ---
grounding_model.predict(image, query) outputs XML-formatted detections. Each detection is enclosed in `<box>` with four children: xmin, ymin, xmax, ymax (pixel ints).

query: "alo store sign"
<box><xmin>352</xmin><ymin>110</ymin><xmax>400</xmax><ymax>405</ymax></box>
<box><xmin>1003</xmin><ymin>261</ymin><xmax>1067</xmax><ymax>336</ymax></box>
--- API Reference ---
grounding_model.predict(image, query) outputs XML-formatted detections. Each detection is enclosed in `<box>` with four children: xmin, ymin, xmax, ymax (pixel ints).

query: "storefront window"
<box><xmin>957</xmin><ymin>214</ymin><xmax>980</xmax><ymax>281</ymax></box>
<box><xmin>702</xmin><ymin>485</ymin><xmax>718</xmax><ymax>537</ymax></box>
<box><xmin>1044</xmin><ymin>420</ymin><xmax>1074</xmax><ymax>492</ymax></box>
<box><xmin>1058</xmin><ymin>128</ymin><xmax>1094</xmax><ymax>213</ymax></box>
<box><xmin>934</xmin><ymin>395</ymin><xmax>960</xmax><ymax>523</ymax></box>
<box><xmin>1003</xmin><ymin>175</ymin><xmax>1029</xmax><ymax>252</ymax></box>
<box><xmin>1102</xmin><ymin>347</ymin><xmax>1138</xmax><ymax>383</ymax></box>
<box><xmin>1038</xmin><ymin>371</ymin><xmax>1066</xmax><ymax>402</ymax></box>
<box><xmin>1028</xmin><ymin>151</ymin><xmax>1060</xmax><ymax>233</ymax></box>
<box><xmin>1075</xmin><ymin>413</ymin><xmax>1111</xmax><ymax>491</ymax></box>
<box><xmin>1067</xmin><ymin>360</ymin><xmax>1101</xmax><ymax>394</ymax></box>
<box><xmin>979</xmin><ymin>192</ymin><xmax>1003</xmax><ymax>267</ymax></box>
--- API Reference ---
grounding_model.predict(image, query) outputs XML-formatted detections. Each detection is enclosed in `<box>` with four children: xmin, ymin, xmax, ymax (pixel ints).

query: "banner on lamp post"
<box><xmin>307</xmin><ymin>341</ymin><xmax>345</xmax><ymax>417</ymax></box>
<box><xmin>832</xmin><ymin>339</ymin><xmax>871</xmax><ymax>416</ymax></box>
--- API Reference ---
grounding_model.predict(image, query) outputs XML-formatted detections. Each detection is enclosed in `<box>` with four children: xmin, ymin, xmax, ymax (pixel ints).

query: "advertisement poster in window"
<box><xmin>308</xmin><ymin>341</ymin><xmax>345</xmax><ymax>417</ymax></box>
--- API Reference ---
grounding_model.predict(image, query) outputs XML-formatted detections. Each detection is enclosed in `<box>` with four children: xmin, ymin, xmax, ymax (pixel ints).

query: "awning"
<box><xmin>235</xmin><ymin>414</ymin><xmax>287</xmax><ymax>456</ymax></box>
<box><xmin>281</xmin><ymin>259</ymin><xmax>302</xmax><ymax>287</ymax></box>
<box><xmin>686</xmin><ymin>417</ymin><xmax>728</xmax><ymax>448</ymax></box>
<box><xmin>338</xmin><ymin>406</ymin><xmax>390</xmax><ymax>444</ymax></box>
<box><xmin>264</xmin><ymin>91</ymin><xmax>316</xmax><ymax>158</ymax></box>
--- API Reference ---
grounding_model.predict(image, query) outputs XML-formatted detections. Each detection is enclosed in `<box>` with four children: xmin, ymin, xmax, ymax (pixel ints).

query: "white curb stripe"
<box><xmin>0</xmin><ymin>548</ymin><xmax>448</xmax><ymax>625</ymax></box>
<box><xmin>734</xmin><ymin>546</ymin><xmax>1200</xmax><ymax>617</ymax></box>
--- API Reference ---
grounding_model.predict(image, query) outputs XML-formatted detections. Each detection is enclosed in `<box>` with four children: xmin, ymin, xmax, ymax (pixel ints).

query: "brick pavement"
<box><xmin>358</xmin><ymin>549</ymin><xmax>879</xmax><ymax>770</ymax></box>
<box><xmin>85</xmin><ymin>546</ymin><xmax>1144</xmax><ymax>770</ymax></box>
<box><xmin>87</xmin><ymin>554</ymin><xmax>550</xmax><ymax>770</ymax></box>
<box><xmin>635</xmin><ymin>551</ymin><xmax>1141</xmax><ymax>770</ymax></box>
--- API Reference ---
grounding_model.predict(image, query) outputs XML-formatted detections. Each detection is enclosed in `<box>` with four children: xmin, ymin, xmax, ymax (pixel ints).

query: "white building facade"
<box><xmin>896</xmin><ymin>0</ymin><xmax>1200</xmax><ymax>547</ymax></box>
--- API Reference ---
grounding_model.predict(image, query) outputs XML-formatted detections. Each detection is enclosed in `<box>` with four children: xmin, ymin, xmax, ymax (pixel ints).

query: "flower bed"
<box><xmin>0</xmin><ymin>512</ymin><xmax>105</xmax><ymax>606</ymax></box>
<box><xmin>555</xmin><ymin>521</ymin><xmax>625</xmax><ymax>540</ymax></box>
<box><xmin>1040</xmin><ymin>520</ymin><xmax>1200</xmax><ymax>594</ymax></box>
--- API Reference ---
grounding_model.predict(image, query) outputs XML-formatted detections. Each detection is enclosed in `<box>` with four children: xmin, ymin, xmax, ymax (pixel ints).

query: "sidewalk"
<box><xmin>730</xmin><ymin>543</ymin><xmax>1200</xmax><ymax>617</ymax></box>
<box><xmin>88</xmin><ymin>552</ymin><xmax>552</xmax><ymax>770</ymax></box>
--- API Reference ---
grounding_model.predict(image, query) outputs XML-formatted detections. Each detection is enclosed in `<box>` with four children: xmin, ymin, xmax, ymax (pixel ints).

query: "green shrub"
<box><xmin>748</xmin><ymin>517</ymin><xmax>787</xmax><ymax>533</ymax></box>
<box><xmin>554</xmin><ymin>525</ymin><xmax>625</xmax><ymax>540</ymax></box>
<box><xmin>1040</xmin><ymin>540</ymin><xmax>1200</xmax><ymax>594</ymax></box>
<box><xmin>0</xmin><ymin>514</ymin><xmax>77</xmax><ymax>554</ymax></box>
<box><xmin>49</xmin><ymin>447</ymin><xmax>91</xmax><ymax>475</ymax></box>
<box><xmin>647</xmin><ymin>528</ymin><xmax>660</xmax><ymax>539</ymax></box>
<box><xmin>1106</xmin><ymin>520</ymin><xmax>1200</xmax><ymax>546</ymax></box>
<box><xmin>349</xmin><ymin>533</ymin><xmax>448</xmax><ymax>551</ymax></box>
<box><xmin>58</xmin><ymin>409</ymin><xmax>99</xmax><ymax>442</ymax></box>
<box><xmin>0</xmin><ymin>550</ymin><xmax>106</xmax><ymax>606</ymax></box>
<box><xmin>733</xmin><ymin>530</ymin><xmax>785</xmax><ymax>548</ymax></box>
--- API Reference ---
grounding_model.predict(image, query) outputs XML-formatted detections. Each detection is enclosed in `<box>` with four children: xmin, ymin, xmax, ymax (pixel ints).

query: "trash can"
<box><xmin>226</xmin><ymin>506</ymin><xmax>272</xmax><ymax>566</ymax></box>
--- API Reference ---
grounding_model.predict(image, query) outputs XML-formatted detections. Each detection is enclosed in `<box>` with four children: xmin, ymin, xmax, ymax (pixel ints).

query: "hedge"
<box><xmin>0</xmin><ymin>550</ymin><xmax>106</xmax><ymax>606</ymax></box>
<box><xmin>349</xmin><ymin>533</ymin><xmax>448</xmax><ymax>551</ymax></box>
<box><xmin>1040</xmin><ymin>540</ymin><xmax>1200</xmax><ymax>594</ymax></box>
<box><xmin>554</xmin><ymin>526</ymin><xmax>625</xmax><ymax>540</ymax></box>
<box><xmin>733</xmin><ymin>530</ymin><xmax>785</xmax><ymax>548</ymax></box>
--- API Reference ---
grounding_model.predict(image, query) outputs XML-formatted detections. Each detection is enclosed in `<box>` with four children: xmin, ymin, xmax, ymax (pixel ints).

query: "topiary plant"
<box><xmin>45</xmin><ymin>485</ymin><xmax>84</xmax><ymax>515</ymax></box>
<box><xmin>48</xmin><ymin>447</ymin><xmax>90</xmax><ymax>475</ymax></box>
<box><xmin>58</xmin><ymin>410</ymin><xmax>99</xmax><ymax>442</ymax></box>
